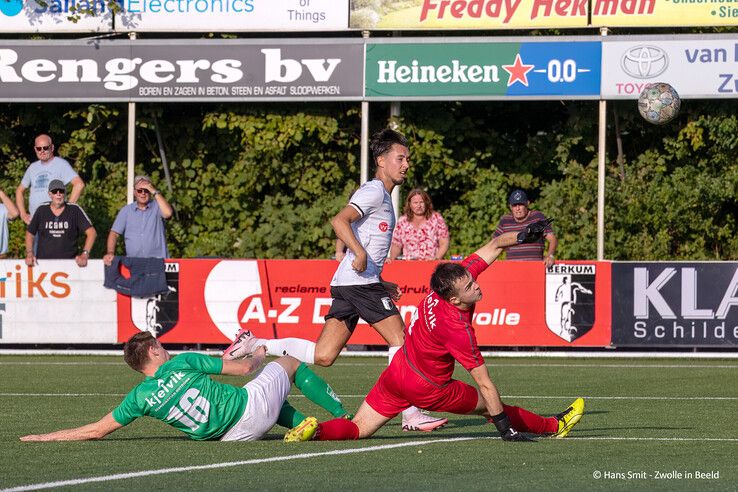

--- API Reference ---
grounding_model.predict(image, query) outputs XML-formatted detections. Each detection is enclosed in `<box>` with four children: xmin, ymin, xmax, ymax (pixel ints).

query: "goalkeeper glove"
<box><xmin>491</xmin><ymin>412</ymin><xmax>536</xmax><ymax>442</ymax></box>
<box><xmin>517</xmin><ymin>217</ymin><xmax>554</xmax><ymax>244</ymax></box>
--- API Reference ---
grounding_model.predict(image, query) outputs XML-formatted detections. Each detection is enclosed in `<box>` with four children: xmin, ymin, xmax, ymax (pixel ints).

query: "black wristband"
<box><xmin>491</xmin><ymin>412</ymin><xmax>512</xmax><ymax>434</ymax></box>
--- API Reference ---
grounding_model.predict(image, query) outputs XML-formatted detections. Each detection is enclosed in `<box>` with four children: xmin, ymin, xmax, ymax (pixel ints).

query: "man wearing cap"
<box><xmin>493</xmin><ymin>189</ymin><xmax>557</xmax><ymax>267</ymax></box>
<box><xmin>25</xmin><ymin>180</ymin><xmax>96</xmax><ymax>267</ymax></box>
<box><xmin>16</xmin><ymin>134</ymin><xmax>85</xmax><ymax>225</ymax></box>
<box><xmin>103</xmin><ymin>176</ymin><xmax>173</xmax><ymax>265</ymax></box>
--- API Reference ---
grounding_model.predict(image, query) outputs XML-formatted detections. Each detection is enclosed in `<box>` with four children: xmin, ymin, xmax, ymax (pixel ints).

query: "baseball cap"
<box><xmin>48</xmin><ymin>179</ymin><xmax>65</xmax><ymax>192</ymax></box>
<box><xmin>508</xmin><ymin>189</ymin><xmax>528</xmax><ymax>205</ymax></box>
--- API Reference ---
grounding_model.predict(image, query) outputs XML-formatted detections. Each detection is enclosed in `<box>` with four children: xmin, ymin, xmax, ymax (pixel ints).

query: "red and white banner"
<box><xmin>116</xmin><ymin>259</ymin><xmax>612</xmax><ymax>347</ymax></box>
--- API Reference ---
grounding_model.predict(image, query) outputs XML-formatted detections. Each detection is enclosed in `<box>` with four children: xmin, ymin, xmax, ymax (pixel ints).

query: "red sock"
<box><xmin>316</xmin><ymin>418</ymin><xmax>360</xmax><ymax>441</ymax></box>
<box><xmin>503</xmin><ymin>404</ymin><xmax>558</xmax><ymax>434</ymax></box>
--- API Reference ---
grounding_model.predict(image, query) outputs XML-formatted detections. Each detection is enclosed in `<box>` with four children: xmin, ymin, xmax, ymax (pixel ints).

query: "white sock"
<box><xmin>387</xmin><ymin>346</ymin><xmax>421</xmax><ymax>419</ymax></box>
<box><xmin>263</xmin><ymin>338</ymin><xmax>315</xmax><ymax>364</ymax></box>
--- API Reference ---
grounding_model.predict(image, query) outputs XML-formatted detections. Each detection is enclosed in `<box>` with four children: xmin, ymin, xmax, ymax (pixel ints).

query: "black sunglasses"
<box><xmin>35</xmin><ymin>145</ymin><xmax>51</xmax><ymax>151</ymax></box>
<box><xmin>135</xmin><ymin>188</ymin><xmax>150</xmax><ymax>194</ymax></box>
<box><xmin>50</xmin><ymin>189</ymin><xmax>65</xmax><ymax>195</ymax></box>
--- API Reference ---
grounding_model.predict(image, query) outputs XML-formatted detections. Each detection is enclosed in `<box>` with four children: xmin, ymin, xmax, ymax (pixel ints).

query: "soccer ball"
<box><xmin>637</xmin><ymin>83</ymin><xmax>681</xmax><ymax>125</ymax></box>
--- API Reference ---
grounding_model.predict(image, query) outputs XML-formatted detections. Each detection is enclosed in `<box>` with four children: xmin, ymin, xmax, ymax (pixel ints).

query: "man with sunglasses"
<box><xmin>15</xmin><ymin>134</ymin><xmax>85</xmax><ymax>226</ymax></box>
<box><xmin>103</xmin><ymin>175</ymin><xmax>173</xmax><ymax>265</ymax></box>
<box><xmin>25</xmin><ymin>180</ymin><xmax>96</xmax><ymax>267</ymax></box>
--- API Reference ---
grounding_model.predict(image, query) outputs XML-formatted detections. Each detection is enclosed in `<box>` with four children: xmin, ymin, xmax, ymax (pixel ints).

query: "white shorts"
<box><xmin>219</xmin><ymin>362</ymin><xmax>292</xmax><ymax>441</ymax></box>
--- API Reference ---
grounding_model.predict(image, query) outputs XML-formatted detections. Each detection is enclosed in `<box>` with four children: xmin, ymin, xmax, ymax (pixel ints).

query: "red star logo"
<box><xmin>502</xmin><ymin>54</ymin><xmax>535</xmax><ymax>87</ymax></box>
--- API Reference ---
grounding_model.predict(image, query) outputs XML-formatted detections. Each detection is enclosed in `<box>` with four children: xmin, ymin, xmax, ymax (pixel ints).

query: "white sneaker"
<box><xmin>401</xmin><ymin>410</ymin><xmax>448</xmax><ymax>432</ymax></box>
<box><xmin>223</xmin><ymin>329</ymin><xmax>260</xmax><ymax>360</ymax></box>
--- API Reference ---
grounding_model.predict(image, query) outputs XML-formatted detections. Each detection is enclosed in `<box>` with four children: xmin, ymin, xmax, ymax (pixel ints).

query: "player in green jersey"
<box><xmin>20</xmin><ymin>332</ymin><xmax>348</xmax><ymax>442</ymax></box>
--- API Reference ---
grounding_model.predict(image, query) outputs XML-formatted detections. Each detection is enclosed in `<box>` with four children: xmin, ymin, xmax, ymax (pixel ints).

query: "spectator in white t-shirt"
<box><xmin>15</xmin><ymin>134</ymin><xmax>85</xmax><ymax>225</ymax></box>
<box><xmin>0</xmin><ymin>190</ymin><xmax>19</xmax><ymax>258</ymax></box>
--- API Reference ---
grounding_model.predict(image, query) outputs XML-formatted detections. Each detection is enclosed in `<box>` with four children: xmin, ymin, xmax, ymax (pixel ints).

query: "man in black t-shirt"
<box><xmin>25</xmin><ymin>179</ymin><xmax>96</xmax><ymax>267</ymax></box>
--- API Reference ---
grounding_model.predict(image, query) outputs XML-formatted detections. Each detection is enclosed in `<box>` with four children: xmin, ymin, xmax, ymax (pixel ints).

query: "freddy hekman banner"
<box><xmin>0</xmin><ymin>39</ymin><xmax>363</xmax><ymax>102</ymax></box>
<box><xmin>601</xmin><ymin>36</ymin><xmax>738</xmax><ymax>99</ymax></box>
<box><xmin>349</xmin><ymin>0</ymin><xmax>588</xmax><ymax>29</ymax></box>
<box><xmin>612</xmin><ymin>263</ymin><xmax>738</xmax><ymax>347</ymax></box>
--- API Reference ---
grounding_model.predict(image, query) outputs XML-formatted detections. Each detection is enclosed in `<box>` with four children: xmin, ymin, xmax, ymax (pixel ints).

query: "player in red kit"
<box><xmin>285</xmin><ymin>218</ymin><xmax>585</xmax><ymax>442</ymax></box>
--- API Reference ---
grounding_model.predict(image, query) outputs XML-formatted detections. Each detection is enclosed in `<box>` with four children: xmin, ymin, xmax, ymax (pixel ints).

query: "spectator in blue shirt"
<box><xmin>103</xmin><ymin>175</ymin><xmax>173</xmax><ymax>264</ymax></box>
<box><xmin>0</xmin><ymin>190</ymin><xmax>20</xmax><ymax>258</ymax></box>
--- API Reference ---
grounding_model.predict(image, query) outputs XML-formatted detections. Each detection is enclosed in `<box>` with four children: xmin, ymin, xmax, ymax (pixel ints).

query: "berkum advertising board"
<box><xmin>601</xmin><ymin>36</ymin><xmax>738</xmax><ymax>99</ymax></box>
<box><xmin>365</xmin><ymin>39</ymin><xmax>601</xmax><ymax>100</ymax></box>
<box><xmin>612</xmin><ymin>263</ymin><xmax>738</xmax><ymax>347</ymax></box>
<box><xmin>117</xmin><ymin>259</ymin><xmax>612</xmax><ymax>347</ymax></box>
<box><xmin>115</xmin><ymin>0</ymin><xmax>349</xmax><ymax>32</ymax></box>
<box><xmin>0</xmin><ymin>40</ymin><xmax>363</xmax><ymax>102</ymax></box>
<box><xmin>0</xmin><ymin>260</ymin><xmax>116</xmax><ymax>344</ymax></box>
<box><xmin>349</xmin><ymin>0</ymin><xmax>588</xmax><ymax>29</ymax></box>
<box><xmin>591</xmin><ymin>0</ymin><xmax>738</xmax><ymax>27</ymax></box>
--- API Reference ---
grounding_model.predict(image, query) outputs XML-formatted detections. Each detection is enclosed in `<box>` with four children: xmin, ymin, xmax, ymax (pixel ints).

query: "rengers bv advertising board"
<box><xmin>0</xmin><ymin>40</ymin><xmax>363</xmax><ymax>102</ymax></box>
<box><xmin>612</xmin><ymin>263</ymin><xmax>738</xmax><ymax>347</ymax></box>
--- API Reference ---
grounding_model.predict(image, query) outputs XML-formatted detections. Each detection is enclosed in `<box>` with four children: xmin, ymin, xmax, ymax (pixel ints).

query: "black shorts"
<box><xmin>325</xmin><ymin>283</ymin><xmax>400</xmax><ymax>333</ymax></box>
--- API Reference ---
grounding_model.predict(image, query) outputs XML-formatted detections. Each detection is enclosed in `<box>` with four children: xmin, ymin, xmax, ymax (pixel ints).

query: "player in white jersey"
<box><xmin>225</xmin><ymin>129</ymin><xmax>447</xmax><ymax>432</ymax></box>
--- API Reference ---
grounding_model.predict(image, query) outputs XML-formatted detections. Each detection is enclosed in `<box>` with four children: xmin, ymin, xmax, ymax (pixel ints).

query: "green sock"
<box><xmin>294</xmin><ymin>363</ymin><xmax>347</xmax><ymax>418</ymax></box>
<box><xmin>276</xmin><ymin>401</ymin><xmax>306</xmax><ymax>429</ymax></box>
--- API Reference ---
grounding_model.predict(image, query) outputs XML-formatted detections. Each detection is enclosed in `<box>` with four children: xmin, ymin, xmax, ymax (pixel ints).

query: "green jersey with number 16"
<box><xmin>112</xmin><ymin>353</ymin><xmax>248</xmax><ymax>440</ymax></box>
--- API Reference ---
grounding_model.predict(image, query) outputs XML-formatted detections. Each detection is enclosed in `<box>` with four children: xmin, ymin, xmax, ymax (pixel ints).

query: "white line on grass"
<box><xmin>2</xmin><ymin>361</ymin><xmax>738</xmax><ymax>369</ymax></box>
<box><xmin>1</xmin><ymin>437</ymin><xmax>480</xmax><ymax>492</ymax></box>
<box><xmin>2</xmin><ymin>393</ymin><xmax>737</xmax><ymax>400</ymax></box>
<box><xmin>4</xmin><ymin>434</ymin><xmax>738</xmax><ymax>492</ymax></box>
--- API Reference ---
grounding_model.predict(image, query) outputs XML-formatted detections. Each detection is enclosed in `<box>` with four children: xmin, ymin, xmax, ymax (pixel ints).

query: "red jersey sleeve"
<box><xmin>442</xmin><ymin>315</ymin><xmax>485</xmax><ymax>372</ymax></box>
<box><xmin>461</xmin><ymin>253</ymin><xmax>490</xmax><ymax>281</ymax></box>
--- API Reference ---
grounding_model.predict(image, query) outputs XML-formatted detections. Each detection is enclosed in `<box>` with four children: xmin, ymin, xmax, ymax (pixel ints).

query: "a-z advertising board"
<box><xmin>365</xmin><ymin>39</ymin><xmax>602</xmax><ymax>100</ymax></box>
<box><xmin>115</xmin><ymin>0</ymin><xmax>349</xmax><ymax>32</ymax></box>
<box><xmin>0</xmin><ymin>260</ymin><xmax>116</xmax><ymax>344</ymax></box>
<box><xmin>0</xmin><ymin>40</ymin><xmax>364</xmax><ymax>102</ymax></box>
<box><xmin>116</xmin><ymin>259</ymin><xmax>612</xmax><ymax>347</ymax></box>
<box><xmin>601</xmin><ymin>36</ymin><xmax>738</xmax><ymax>99</ymax></box>
<box><xmin>612</xmin><ymin>263</ymin><xmax>738</xmax><ymax>347</ymax></box>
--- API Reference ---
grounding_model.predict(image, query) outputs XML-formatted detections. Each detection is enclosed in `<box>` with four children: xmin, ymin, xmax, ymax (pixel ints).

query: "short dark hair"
<box><xmin>430</xmin><ymin>262</ymin><xmax>469</xmax><ymax>301</ymax></box>
<box><xmin>123</xmin><ymin>332</ymin><xmax>158</xmax><ymax>372</ymax></box>
<box><xmin>369</xmin><ymin>128</ymin><xmax>408</xmax><ymax>165</ymax></box>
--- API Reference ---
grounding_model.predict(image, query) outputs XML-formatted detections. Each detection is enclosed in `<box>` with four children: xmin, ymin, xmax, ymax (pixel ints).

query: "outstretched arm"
<box><xmin>475</xmin><ymin>218</ymin><xmax>555</xmax><ymax>265</ymax></box>
<box><xmin>20</xmin><ymin>412</ymin><xmax>122</xmax><ymax>441</ymax></box>
<box><xmin>473</xmin><ymin>232</ymin><xmax>519</xmax><ymax>265</ymax></box>
<box><xmin>221</xmin><ymin>346</ymin><xmax>267</xmax><ymax>376</ymax></box>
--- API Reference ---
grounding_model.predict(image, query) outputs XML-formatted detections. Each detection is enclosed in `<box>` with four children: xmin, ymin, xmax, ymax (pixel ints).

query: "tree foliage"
<box><xmin>1</xmin><ymin>98</ymin><xmax>737</xmax><ymax>260</ymax></box>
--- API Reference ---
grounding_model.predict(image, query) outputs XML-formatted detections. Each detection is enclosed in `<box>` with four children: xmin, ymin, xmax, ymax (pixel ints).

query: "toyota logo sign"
<box><xmin>620</xmin><ymin>46</ymin><xmax>668</xmax><ymax>79</ymax></box>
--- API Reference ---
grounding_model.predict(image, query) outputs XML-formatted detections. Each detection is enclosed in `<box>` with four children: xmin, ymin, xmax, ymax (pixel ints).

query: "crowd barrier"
<box><xmin>1</xmin><ymin>259</ymin><xmax>736</xmax><ymax>348</ymax></box>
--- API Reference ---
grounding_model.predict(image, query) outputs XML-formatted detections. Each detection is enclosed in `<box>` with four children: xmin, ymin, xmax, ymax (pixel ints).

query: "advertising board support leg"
<box><xmin>597</xmin><ymin>27</ymin><xmax>608</xmax><ymax>261</ymax></box>
<box><xmin>127</xmin><ymin>32</ymin><xmax>137</xmax><ymax>204</ymax></box>
<box><xmin>361</xmin><ymin>100</ymin><xmax>369</xmax><ymax>185</ymax></box>
<box><xmin>390</xmin><ymin>101</ymin><xmax>401</xmax><ymax>219</ymax></box>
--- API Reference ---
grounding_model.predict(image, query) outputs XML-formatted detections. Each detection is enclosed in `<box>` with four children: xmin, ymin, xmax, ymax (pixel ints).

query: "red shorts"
<box><xmin>365</xmin><ymin>352</ymin><xmax>479</xmax><ymax>418</ymax></box>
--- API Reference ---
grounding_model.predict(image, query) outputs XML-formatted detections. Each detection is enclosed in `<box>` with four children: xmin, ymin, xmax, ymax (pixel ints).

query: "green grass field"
<box><xmin>1</xmin><ymin>355</ymin><xmax>736</xmax><ymax>491</ymax></box>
